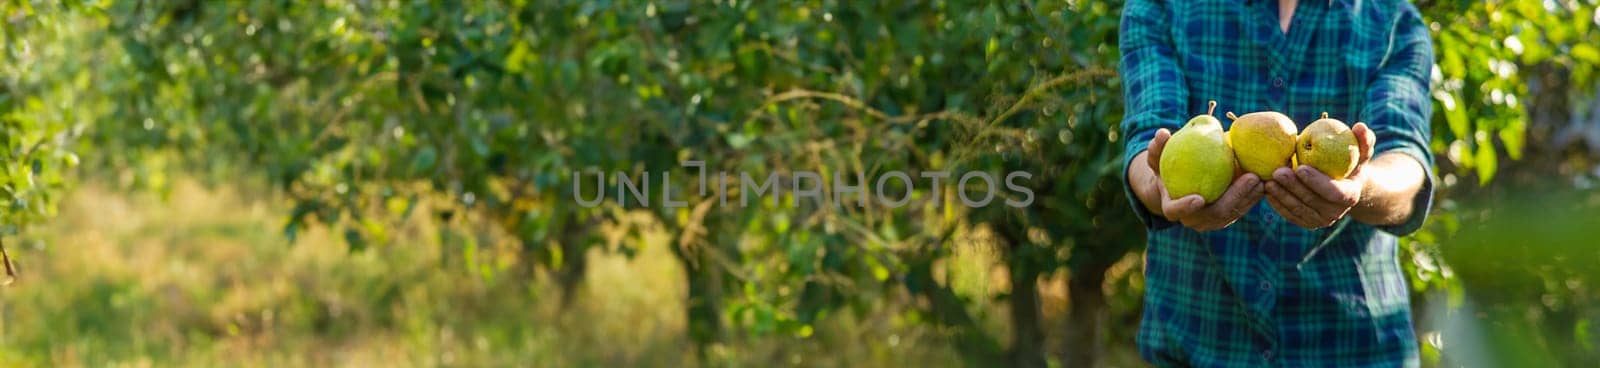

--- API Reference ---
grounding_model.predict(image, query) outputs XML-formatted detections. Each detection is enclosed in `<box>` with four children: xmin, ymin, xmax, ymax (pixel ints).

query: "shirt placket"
<box><xmin>1248</xmin><ymin>2</ymin><xmax>1325</xmax><ymax>365</ymax></box>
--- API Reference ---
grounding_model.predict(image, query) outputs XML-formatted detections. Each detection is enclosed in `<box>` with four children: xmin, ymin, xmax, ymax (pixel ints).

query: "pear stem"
<box><xmin>1225</xmin><ymin>111</ymin><xmax>1239</xmax><ymax>121</ymax></box>
<box><xmin>1207</xmin><ymin>100</ymin><xmax>1218</xmax><ymax>116</ymax></box>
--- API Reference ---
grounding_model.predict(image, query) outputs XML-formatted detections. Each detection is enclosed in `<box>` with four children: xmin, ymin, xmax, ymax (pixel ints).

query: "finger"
<box><xmin>1168</xmin><ymin>201</ymin><xmax>1210</xmax><ymax>231</ymax></box>
<box><xmin>1190</xmin><ymin>218</ymin><xmax>1237</xmax><ymax>232</ymax></box>
<box><xmin>1350</xmin><ymin>122</ymin><xmax>1377</xmax><ymax>177</ymax></box>
<box><xmin>1162</xmin><ymin>194</ymin><xmax>1205</xmax><ymax>220</ymax></box>
<box><xmin>1281</xmin><ymin>170</ymin><xmax>1351</xmax><ymax>220</ymax></box>
<box><xmin>1268</xmin><ymin>186</ymin><xmax>1334</xmax><ymax>228</ymax></box>
<box><xmin>1148</xmin><ymin>129</ymin><xmax>1172</xmax><ymax>175</ymax></box>
<box><xmin>1295</xmin><ymin>166</ymin><xmax>1359</xmax><ymax>207</ymax></box>
<box><xmin>1264</xmin><ymin>191</ymin><xmax>1309</xmax><ymax>228</ymax></box>
<box><xmin>1150</xmin><ymin>183</ymin><xmax>1174</xmax><ymax>219</ymax></box>
<box><xmin>1206</xmin><ymin>173</ymin><xmax>1264</xmax><ymax>221</ymax></box>
<box><xmin>1265</xmin><ymin>190</ymin><xmax>1322</xmax><ymax>229</ymax></box>
<box><xmin>1272</xmin><ymin>167</ymin><xmax>1340</xmax><ymax>218</ymax></box>
<box><xmin>1198</xmin><ymin>202</ymin><xmax>1253</xmax><ymax>231</ymax></box>
<box><xmin>1209</xmin><ymin>174</ymin><xmax>1262</xmax><ymax>209</ymax></box>
<box><xmin>1180</xmin><ymin>217</ymin><xmax>1212</xmax><ymax>232</ymax></box>
<box><xmin>1230</xmin><ymin>177</ymin><xmax>1267</xmax><ymax>218</ymax></box>
<box><xmin>1189</xmin><ymin>206</ymin><xmax>1244</xmax><ymax>232</ymax></box>
<box><xmin>1266</xmin><ymin>182</ymin><xmax>1332</xmax><ymax>229</ymax></box>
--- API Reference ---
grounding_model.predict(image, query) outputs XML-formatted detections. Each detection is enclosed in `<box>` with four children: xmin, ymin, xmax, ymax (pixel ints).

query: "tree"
<box><xmin>16</xmin><ymin>0</ymin><xmax>1600</xmax><ymax>365</ymax></box>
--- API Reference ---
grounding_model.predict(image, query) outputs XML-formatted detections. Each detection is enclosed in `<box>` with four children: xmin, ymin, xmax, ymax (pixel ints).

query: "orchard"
<box><xmin>0</xmin><ymin>1</ymin><xmax>1596</xmax><ymax>366</ymax></box>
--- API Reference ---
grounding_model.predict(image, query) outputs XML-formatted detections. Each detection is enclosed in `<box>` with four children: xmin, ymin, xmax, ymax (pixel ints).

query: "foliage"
<box><xmin>0</xmin><ymin>2</ymin><xmax>86</xmax><ymax>241</ymax></box>
<box><xmin>60</xmin><ymin>1</ymin><xmax>1138</xmax><ymax>364</ymax></box>
<box><xmin>3</xmin><ymin>0</ymin><xmax>1598</xmax><ymax>366</ymax></box>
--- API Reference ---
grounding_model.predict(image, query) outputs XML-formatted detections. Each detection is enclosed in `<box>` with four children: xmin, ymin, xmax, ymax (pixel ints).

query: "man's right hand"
<box><xmin>1128</xmin><ymin>128</ymin><xmax>1266</xmax><ymax>231</ymax></box>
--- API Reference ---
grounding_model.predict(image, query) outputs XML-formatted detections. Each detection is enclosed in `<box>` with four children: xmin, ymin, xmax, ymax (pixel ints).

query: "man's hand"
<box><xmin>1130</xmin><ymin>128</ymin><xmax>1266</xmax><ymax>232</ymax></box>
<box><xmin>1265</xmin><ymin>122</ymin><xmax>1377</xmax><ymax>229</ymax></box>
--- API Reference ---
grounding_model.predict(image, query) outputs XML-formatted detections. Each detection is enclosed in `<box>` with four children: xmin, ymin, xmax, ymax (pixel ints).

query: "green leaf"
<box><xmin>986</xmin><ymin>37</ymin><xmax>999</xmax><ymax>60</ymax></box>
<box><xmin>411</xmin><ymin>146</ymin><xmax>438</xmax><ymax>173</ymax></box>
<box><xmin>1572</xmin><ymin>44</ymin><xmax>1600</xmax><ymax>64</ymax></box>
<box><xmin>1474</xmin><ymin>132</ymin><xmax>1497</xmax><ymax>185</ymax></box>
<box><xmin>1499</xmin><ymin>117</ymin><xmax>1526</xmax><ymax>160</ymax></box>
<box><xmin>505</xmin><ymin>42</ymin><xmax>530</xmax><ymax>73</ymax></box>
<box><xmin>344</xmin><ymin>228</ymin><xmax>367</xmax><ymax>252</ymax></box>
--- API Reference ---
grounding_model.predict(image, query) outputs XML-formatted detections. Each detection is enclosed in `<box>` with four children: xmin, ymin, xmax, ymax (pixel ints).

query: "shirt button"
<box><xmin>1271</xmin><ymin>77</ymin><xmax>1285</xmax><ymax>87</ymax></box>
<box><xmin>1263</xmin><ymin>349</ymin><xmax>1275</xmax><ymax>362</ymax></box>
<box><xmin>1259</xmin><ymin>281</ymin><xmax>1272</xmax><ymax>292</ymax></box>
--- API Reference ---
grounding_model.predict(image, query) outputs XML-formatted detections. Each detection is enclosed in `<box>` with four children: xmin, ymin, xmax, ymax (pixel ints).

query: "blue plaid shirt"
<box><xmin>1119</xmin><ymin>0</ymin><xmax>1435</xmax><ymax>366</ymax></box>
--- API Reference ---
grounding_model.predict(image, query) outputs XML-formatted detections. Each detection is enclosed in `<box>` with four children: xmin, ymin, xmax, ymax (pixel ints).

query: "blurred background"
<box><xmin>0</xmin><ymin>0</ymin><xmax>1597</xmax><ymax>366</ymax></box>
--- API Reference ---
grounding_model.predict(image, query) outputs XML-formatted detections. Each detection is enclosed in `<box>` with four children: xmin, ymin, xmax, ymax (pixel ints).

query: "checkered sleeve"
<box><xmin>1118</xmin><ymin>0</ymin><xmax>1189</xmax><ymax>229</ymax></box>
<box><xmin>1360</xmin><ymin>3</ymin><xmax>1435</xmax><ymax>236</ymax></box>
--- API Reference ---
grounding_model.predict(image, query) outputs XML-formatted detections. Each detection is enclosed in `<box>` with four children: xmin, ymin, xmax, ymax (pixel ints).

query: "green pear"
<box><xmin>1296</xmin><ymin>112</ymin><xmax>1359</xmax><ymax>179</ymax></box>
<box><xmin>1160</xmin><ymin>101</ymin><xmax>1237</xmax><ymax>202</ymax></box>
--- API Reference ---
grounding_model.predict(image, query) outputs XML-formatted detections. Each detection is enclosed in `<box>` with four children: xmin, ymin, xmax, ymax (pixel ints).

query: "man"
<box><xmin>1119</xmin><ymin>0</ymin><xmax>1435</xmax><ymax>366</ymax></box>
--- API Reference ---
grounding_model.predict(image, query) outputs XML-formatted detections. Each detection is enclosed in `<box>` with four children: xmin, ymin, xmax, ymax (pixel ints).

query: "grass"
<box><xmin>0</xmin><ymin>179</ymin><xmax>682</xmax><ymax>366</ymax></box>
<box><xmin>0</xmin><ymin>179</ymin><xmax>1035</xmax><ymax>367</ymax></box>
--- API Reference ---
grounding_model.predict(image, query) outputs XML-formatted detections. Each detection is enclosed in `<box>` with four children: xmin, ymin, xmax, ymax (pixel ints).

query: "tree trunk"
<box><xmin>554</xmin><ymin>230</ymin><xmax>590</xmax><ymax>308</ymax></box>
<box><xmin>1063</xmin><ymin>268</ymin><xmax>1108</xmax><ymax>367</ymax></box>
<box><xmin>668</xmin><ymin>218</ymin><xmax>725</xmax><ymax>361</ymax></box>
<box><xmin>525</xmin><ymin>215</ymin><xmax>589</xmax><ymax>309</ymax></box>
<box><xmin>994</xmin><ymin>219</ymin><xmax>1048</xmax><ymax>368</ymax></box>
<box><xmin>1010</xmin><ymin>259</ymin><xmax>1047</xmax><ymax>368</ymax></box>
<box><xmin>904</xmin><ymin>258</ymin><xmax>1006</xmax><ymax>364</ymax></box>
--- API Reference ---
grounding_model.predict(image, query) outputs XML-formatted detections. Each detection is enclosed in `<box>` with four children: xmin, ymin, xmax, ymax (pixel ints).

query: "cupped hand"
<box><xmin>1146</xmin><ymin>128</ymin><xmax>1266</xmax><ymax>232</ymax></box>
<box><xmin>1160</xmin><ymin>174</ymin><xmax>1265</xmax><ymax>231</ymax></box>
<box><xmin>1265</xmin><ymin>122</ymin><xmax>1377</xmax><ymax>229</ymax></box>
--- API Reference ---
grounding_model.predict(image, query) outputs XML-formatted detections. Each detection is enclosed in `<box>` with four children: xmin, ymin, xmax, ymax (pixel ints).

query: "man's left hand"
<box><xmin>1265</xmin><ymin>122</ymin><xmax>1377</xmax><ymax>229</ymax></box>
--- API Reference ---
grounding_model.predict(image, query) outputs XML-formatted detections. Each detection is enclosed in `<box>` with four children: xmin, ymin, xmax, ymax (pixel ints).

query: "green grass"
<box><xmin>0</xmin><ymin>180</ymin><xmax>1022</xmax><ymax>367</ymax></box>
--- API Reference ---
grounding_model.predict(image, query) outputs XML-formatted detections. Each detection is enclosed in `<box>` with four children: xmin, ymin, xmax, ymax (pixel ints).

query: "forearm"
<box><xmin>1350</xmin><ymin>152</ymin><xmax>1427</xmax><ymax>226</ymax></box>
<box><xmin>1127</xmin><ymin>151</ymin><xmax>1164</xmax><ymax>215</ymax></box>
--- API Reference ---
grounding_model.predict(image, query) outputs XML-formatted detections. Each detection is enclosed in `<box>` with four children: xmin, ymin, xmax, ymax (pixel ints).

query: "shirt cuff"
<box><xmin>1369</xmin><ymin>142</ymin><xmax>1434</xmax><ymax>237</ymax></box>
<box><xmin>1122</xmin><ymin>131</ymin><xmax>1178</xmax><ymax>230</ymax></box>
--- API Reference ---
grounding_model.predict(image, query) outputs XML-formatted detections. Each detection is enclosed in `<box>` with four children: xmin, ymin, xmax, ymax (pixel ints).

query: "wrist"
<box><xmin>1349</xmin><ymin>157</ymin><xmax>1419</xmax><ymax>227</ymax></box>
<box><xmin>1128</xmin><ymin>151</ymin><xmax>1164</xmax><ymax>215</ymax></box>
<box><xmin>1349</xmin><ymin>173</ymin><xmax>1378</xmax><ymax>222</ymax></box>
<box><xmin>1139</xmin><ymin>174</ymin><xmax>1164</xmax><ymax>215</ymax></box>
<box><xmin>1356</xmin><ymin>172</ymin><xmax>1375</xmax><ymax>207</ymax></box>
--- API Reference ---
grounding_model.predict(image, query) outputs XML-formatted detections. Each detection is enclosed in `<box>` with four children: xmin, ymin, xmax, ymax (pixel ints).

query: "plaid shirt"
<box><xmin>1118</xmin><ymin>0</ymin><xmax>1435</xmax><ymax>366</ymax></box>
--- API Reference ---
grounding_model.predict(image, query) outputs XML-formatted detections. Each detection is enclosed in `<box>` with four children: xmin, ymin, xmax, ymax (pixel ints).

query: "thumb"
<box><xmin>1148</xmin><ymin>128</ymin><xmax>1172</xmax><ymax>175</ymax></box>
<box><xmin>1350</xmin><ymin>122</ymin><xmax>1376</xmax><ymax>177</ymax></box>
